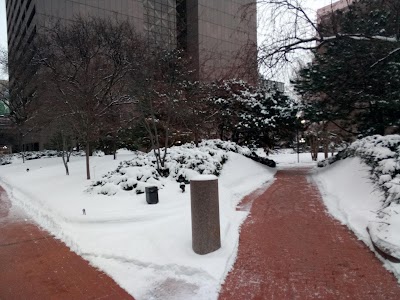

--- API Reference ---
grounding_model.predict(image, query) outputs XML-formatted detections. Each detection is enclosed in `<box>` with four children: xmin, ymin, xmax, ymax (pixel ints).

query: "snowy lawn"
<box><xmin>0</xmin><ymin>145</ymin><xmax>275</xmax><ymax>300</ymax></box>
<box><xmin>314</xmin><ymin>148</ymin><xmax>400</xmax><ymax>281</ymax></box>
<box><xmin>269</xmin><ymin>149</ymin><xmax>333</xmax><ymax>167</ymax></box>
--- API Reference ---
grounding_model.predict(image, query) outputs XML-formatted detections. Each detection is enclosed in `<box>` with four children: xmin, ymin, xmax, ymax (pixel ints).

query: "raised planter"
<box><xmin>367</xmin><ymin>225</ymin><xmax>400</xmax><ymax>263</ymax></box>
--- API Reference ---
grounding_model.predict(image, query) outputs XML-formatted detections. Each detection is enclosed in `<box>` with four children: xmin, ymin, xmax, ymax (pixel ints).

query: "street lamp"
<box><xmin>297</xmin><ymin>119</ymin><xmax>306</xmax><ymax>163</ymax></box>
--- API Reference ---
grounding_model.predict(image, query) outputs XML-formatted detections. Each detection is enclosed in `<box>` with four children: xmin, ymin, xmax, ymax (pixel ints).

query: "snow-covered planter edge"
<box><xmin>367</xmin><ymin>227</ymin><xmax>400</xmax><ymax>263</ymax></box>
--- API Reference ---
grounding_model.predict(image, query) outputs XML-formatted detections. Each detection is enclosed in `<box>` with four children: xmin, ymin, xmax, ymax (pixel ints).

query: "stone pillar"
<box><xmin>190</xmin><ymin>175</ymin><xmax>221</xmax><ymax>255</ymax></box>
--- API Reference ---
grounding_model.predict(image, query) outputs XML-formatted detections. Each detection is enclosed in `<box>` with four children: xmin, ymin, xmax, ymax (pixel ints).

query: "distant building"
<box><xmin>260</xmin><ymin>79</ymin><xmax>285</xmax><ymax>93</ymax></box>
<box><xmin>317</xmin><ymin>0</ymin><xmax>355</xmax><ymax>23</ymax></box>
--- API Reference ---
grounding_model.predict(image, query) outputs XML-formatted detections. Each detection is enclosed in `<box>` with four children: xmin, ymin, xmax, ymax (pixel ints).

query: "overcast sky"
<box><xmin>0</xmin><ymin>0</ymin><xmax>336</xmax><ymax>80</ymax></box>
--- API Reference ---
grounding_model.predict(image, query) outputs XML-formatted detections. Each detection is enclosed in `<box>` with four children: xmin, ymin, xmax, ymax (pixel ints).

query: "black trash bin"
<box><xmin>145</xmin><ymin>186</ymin><xmax>159</xmax><ymax>204</ymax></box>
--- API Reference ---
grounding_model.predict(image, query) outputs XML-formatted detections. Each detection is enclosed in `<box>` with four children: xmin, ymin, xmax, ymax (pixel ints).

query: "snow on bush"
<box><xmin>202</xmin><ymin>139</ymin><xmax>276</xmax><ymax>168</ymax></box>
<box><xmin>0</xmin><ymin>155</ymin><xmax>11</xmax><ymax>165</ymax></box>
<box><xmin>90</xmin><ymin>140</ymin><xmax>275</xmax><ymax>196</ymax></box>
<box><xmin>0</xmin><ymin>149</ymin><xmax>87</xmax><ymax>165</ymax></box>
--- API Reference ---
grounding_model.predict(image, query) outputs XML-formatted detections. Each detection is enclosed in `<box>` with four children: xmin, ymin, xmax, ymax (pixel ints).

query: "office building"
<box><xmin>5</xmin><ymin>0</ymin><xmax>257</xmax><ymax>150</ymax></box>
<box><xmin>6</xmin><ymin>0</ymin><xmax>257</xmax><ymax>83</ymax></box>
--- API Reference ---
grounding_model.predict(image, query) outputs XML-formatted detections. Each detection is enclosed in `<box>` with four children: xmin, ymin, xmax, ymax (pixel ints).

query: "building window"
<box><xmin>176</xmin><ymin>0</ymin><xmax>187</xmax><ymax>50</ymax></box>
<box><xmin>143</xmin><ymin>0</ymin><xmax>177</xmax><ymax>49</ymax></box>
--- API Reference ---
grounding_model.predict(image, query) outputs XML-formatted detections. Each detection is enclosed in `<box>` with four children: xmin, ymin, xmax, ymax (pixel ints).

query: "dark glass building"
<box><xmin>6</xmin><ymin>0</ymin><xmax>257</xmax><ymax>83</ymax></box>
<box><xmin>5</xmin><ymin>0</ymin><xmax>257</xmax><ymax>150</ymax></box>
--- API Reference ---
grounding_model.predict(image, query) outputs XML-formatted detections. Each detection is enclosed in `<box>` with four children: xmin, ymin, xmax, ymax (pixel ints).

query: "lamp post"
<box><xmin>297</xmin><ymin>119</ymin><xmax>306</xmax><ymax>163</ymax></box>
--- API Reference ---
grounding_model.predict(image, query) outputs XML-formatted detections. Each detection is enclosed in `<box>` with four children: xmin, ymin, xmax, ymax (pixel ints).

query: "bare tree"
<box><xmin>34</xmin><ymin>18</ymin><xmax>143</xmax><ymax>179</ymax></box>
<box><xmin>131</xmin><ymin>48</ymin><xmax>195</xmax><ymax>175</ymax></box>
<box><xmin>179</xmin><ymin>80</ymin><xmax>214</xmax><ymax>147</ymax></box>
<box><xmin>254</xmin><ymin>0</ymin><xmax>400</xmax><ymax>71</ymax></box>
<box><xmin>1</xmin><ymin>48</ymin><xmax>44</xmax><ymax>162</ymax></box>
<box><xmin>49</xmin><ymin>122</ymin><xmax>74</xmax><ymax>175</ymax></box>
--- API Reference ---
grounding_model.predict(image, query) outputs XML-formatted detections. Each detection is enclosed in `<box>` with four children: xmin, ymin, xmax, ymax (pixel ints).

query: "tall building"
<box><xmin>5</xmin><ymin>0</ymin><xmax>257</xmax><ymax>83</ymax></box>
<box><xmin>5</xmin><ymin>0</ymin><xmax>257</xmax><ymax>150</ymax></box>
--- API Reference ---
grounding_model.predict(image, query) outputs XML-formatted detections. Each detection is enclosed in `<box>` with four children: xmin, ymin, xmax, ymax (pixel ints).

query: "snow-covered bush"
<box><xmin>320</xmin><ymin>135</ymin><xmax>400</xmax><ymax>207</ymax></box>
<box><xmin>90</xmin><ymin>143</ymin><xmax>228</xmax><ymax>195</ymax></box>
<box><xmin>0</xmin><ymin>155</ymin><xmax>11</xmax><ymax>165</ymax></box>
<box><xmin>0</xmin><ymin>150</ymin><xmax>61</xmax><ymax>164</ymax></box>
<box><xmin>210</xmin><ymin>79</ymin><xmax>298</xmax><ymax>149</ymax></box>
<box><xmin>92</xmin><ymin>150</ymin><xmax>105</xmax><ymax>157</ymax></box>
<box><xmin>318</xmin><ymin>135</ymin><xmax>400</xmax><ymax>261</ymax></box>
<box><xmin>90</xmin><ymin>140</ymin><xmax>276</xmax><ymax>196</ymax></box>
<box><xmin>202</xmin><ymin>139</ymin><xmax>276</xmax><ymax>167</ymax></box>
<box><xmin>1</xmin><ymin>149</ymin><xmax>94</xmax><ymax>164</ymax></box>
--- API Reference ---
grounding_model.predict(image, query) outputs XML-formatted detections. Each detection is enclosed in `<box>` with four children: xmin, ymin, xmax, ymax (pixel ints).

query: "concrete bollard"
<box><xmin>190</xmin><ymin>175</ymin><xmax>221</xmax><ymax>255</ymax></box>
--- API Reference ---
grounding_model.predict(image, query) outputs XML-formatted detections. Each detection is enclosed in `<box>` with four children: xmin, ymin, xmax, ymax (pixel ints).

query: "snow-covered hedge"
<box><xmin>320</xmin><ymin>135</ymin><xmax>400</xmax><ymax>207</ymax></box>
<box><xmin>1</xmin><ymin>150</ymin><xmax>63</xmax><ymax>165</ymax></box>
<box><xmin>90</xmin><ymin>140</ymin><xmax>275</xmax><ymax>196</ymax></box>
<box><xmin>0</xmin><ymin>150</ymin><xmax>88</xmax><ymax>164</ymax></box>
<box><xmin>202</xmin><ymin>139</ymin><xmax>276</xmax><ymax>168</ymax></box>
<box><xmin>0</xmin><ymin>149</ymin><xmax>106</xmax><ymax>166</ymax></box>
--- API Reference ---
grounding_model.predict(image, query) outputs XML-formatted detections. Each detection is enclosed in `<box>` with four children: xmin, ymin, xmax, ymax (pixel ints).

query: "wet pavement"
<box><xmin>219</xmin><ymin>168</ymin><xmax>400</xmax><ymax>300</ymax></box>
<box><xmin>0</xmin><ymin>186</ymin><xmax>133</xmax><ymax>300</ymax></box>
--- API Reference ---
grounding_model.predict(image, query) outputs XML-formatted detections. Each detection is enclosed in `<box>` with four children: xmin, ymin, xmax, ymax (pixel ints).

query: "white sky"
<box><xmin>304</xmin><ymin>0</ymin><xmax>336</xmax><ymax>11</ymax></box>
<box><xmin>0</xmin><ymin>0</ymin><xmax>337</xmax><ymax>80</ymax></box>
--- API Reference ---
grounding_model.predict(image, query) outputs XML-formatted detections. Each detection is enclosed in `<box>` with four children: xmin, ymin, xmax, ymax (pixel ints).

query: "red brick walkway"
<box><xmin>219</xmin><ymin>168</ymin><xmax>400</xmax><ymax>300</ymax></box>
<box><xmin>0</xmin><ymin>186</ymin><xmax>133</xmax><ymax>300</ymax></box>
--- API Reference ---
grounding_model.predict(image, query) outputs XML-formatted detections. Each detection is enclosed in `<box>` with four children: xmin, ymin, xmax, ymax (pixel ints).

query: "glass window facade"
<box><xmin>143</xmin><ymin>0</ymin><xmax>177</xmax><ymax>49</ymax></box>
<box><xmin>191</xmin><ymin>0</ymin><xmax>257</xmax><ymax>82</ymax></box>
<box><xmin>6</xmin><ymin>0</ymin><xmax>257</xmax><ymax>82</ymax></box>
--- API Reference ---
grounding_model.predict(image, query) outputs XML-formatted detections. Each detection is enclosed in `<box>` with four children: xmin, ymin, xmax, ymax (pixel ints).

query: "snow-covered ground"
<box><xmin>0</xmin><ymin>145</ymin><xmax>275</xmax><ymax>300</ymax></box>
<box><xmin>314</xmin><ymin>152</ymin><xmax>400</xmax><ymax>281</ymax></box>
<box><xmin>4</xmin><ymin>138</ymin><xmax>399</xmax><ymax>298</ymax></box>
<box><xmin>269</xmin><ymin>149</ymin><xmax>333</xmax><ymax>167</ymax></box>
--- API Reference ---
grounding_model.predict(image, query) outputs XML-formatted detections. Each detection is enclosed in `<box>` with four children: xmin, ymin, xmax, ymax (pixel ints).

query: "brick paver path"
<box><xmin>219</xmin><ymin>168</ymin><xmax>400</xmax><ymax>300</ymax></box>
<box><xmin>0</xmin><ymin>186</ymin><xmax>134</xmax><ymax>300</ymax></box>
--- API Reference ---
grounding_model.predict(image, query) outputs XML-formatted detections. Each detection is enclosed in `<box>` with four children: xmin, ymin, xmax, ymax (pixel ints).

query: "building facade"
<box><xmin>6</xmin><ymin>0</ymin><xmax>257</xmax><ymax>83</ymax></box>
<box><xmin>5</xmin><ymin>0</ymin><xmax>257</xmax><ymax>151</ymax></box>
<box><xmin>317</xmin><ymin>0</ymin><xmax>355</xmax><ymax>23</ymax></box>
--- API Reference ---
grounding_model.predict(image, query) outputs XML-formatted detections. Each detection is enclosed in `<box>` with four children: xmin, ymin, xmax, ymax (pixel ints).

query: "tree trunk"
<box><xmin>86</xmin><ymin>142</ymin><xmax>91</xmax><ymax>180</ymax></box>
<box><xmin>324</xmin><ymin>142</ymin><xmax>329</xmax><ymax>159</ymax></box>
<box><xmin>22</xmin><ymin>142</ymin><xmax>26</xmax><ymax>164</ymax></box>
<box><xmin>19</xmin><ymin>132</ymin><xmax>25</xmax><ymax>163</ymax></box>
<box><xmin>62</xmin><ymin>133</ymin><xmax>69</xmax><ymax>175</ymax></box>
<box><xmin>194</xmin><ymin>127</ymin><xmax>199</xmax><ymax>147</ymax></box>
<box><xmin>113</xmin><ymin>137</ymin><xmax>117</xmax><ymax>160</ymax></box>
<box><xmin>62</xmin><ymin>153</ymin><xmax>70</xmax><ymax>175</ymax></box>
<box><xmin>310</xmin><ymin>136</ymin><xmax>319</xmax><ymax>161</ymax></box>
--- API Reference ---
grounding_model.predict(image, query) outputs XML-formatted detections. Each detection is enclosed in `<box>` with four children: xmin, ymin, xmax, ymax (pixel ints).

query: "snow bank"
<box><xmin>0</xmin><ymin>143</ymin><xmax>275</xmax><ymax>300</ymax></box>
<box><xmin>314</xmin><ymin>135</ymin><xmax>400</xmax><ymax>280</ymax></box>
<box><xmin>314</xmin><ymin>157</ymin><xmax>382</xmax><ymax>243</ymax></box>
